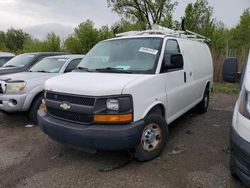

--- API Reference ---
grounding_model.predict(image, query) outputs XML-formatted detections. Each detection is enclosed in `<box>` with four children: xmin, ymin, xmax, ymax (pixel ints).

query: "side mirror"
<box><xmin>168</xmin><ymin>54</ymin><xmax>183</xmax><ymax>69</ymax></box>
<box><xmin>222</xmin><ymin>58</ymin><xmax>239</xmax><ymax>83</ymax></box>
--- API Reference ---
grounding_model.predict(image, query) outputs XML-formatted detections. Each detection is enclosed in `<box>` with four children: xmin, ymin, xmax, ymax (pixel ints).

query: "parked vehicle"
<box><xmin>38</xmin><ymin>26</ymin><xmax>213</xmax><ymax>161</ymax></box>
<box><xmin>223</xmin><ymin>51</ymin><xmax>250</xmax><ymax>185</ymax></box>
<box><xmin>0</xmin><ymin>52</ymin><xmax>15</xmax><ymax>67</ymax></box>
<box><xmin>0</xmin><ymin>55</ymin><xmax>84</xmax><ymax>122</ymax></box>
<box><xmin>0</xmin><ymin>52</ymin><xmax>68</xmax><ymax>75</ymax></box>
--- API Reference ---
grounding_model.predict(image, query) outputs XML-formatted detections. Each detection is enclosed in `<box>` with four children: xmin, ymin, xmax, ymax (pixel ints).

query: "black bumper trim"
<box><xmin>38</xmin><ymin>109</ymin><xmax>144</xmax><ymax>151</ymax></box>
<box><xmin>230</xmin><ymin>127</ymin><xmax>250</xmax><ymax>185</ymax></box>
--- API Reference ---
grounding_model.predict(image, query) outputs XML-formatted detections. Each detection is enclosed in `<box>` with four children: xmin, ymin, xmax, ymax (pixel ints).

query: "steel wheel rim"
<box><xmin>141</xmin><ymin>123</ymin><xmax>162</xmax><ymax>152</ymax></box>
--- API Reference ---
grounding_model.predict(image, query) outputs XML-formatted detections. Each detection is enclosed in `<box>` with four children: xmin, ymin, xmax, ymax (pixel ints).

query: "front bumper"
<box><xmin>230</xmin><ymin>127</ymin><xmax>250</xmax><ymax>185</ymax></box>
<box><xmin>0</xmin><ymin>93</ymin><xmax>28</xmax><ymax>112</ymax></box>
<box><xmin>38</xmin><ymin>109</ymin><xmax>144</xmax><ymax>151</ymax></box>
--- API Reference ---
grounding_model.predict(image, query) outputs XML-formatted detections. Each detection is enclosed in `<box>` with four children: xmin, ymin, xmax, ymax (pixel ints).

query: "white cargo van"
<box><xmin>38</xmin><ymin>26</ymin><xmax>213</xmax><ymax>161</ymax></box>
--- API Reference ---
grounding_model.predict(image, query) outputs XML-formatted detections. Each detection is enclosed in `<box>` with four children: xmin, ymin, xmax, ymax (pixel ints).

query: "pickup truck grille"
<box><xmin>47</xmin><ymin>107</ymin><xmax>92</xmax><ymax>124</ymax></box>
<box><xmin>46</xmin><ymin>92</ymin><xmax>95</xmax><ymax>106</ymax></box>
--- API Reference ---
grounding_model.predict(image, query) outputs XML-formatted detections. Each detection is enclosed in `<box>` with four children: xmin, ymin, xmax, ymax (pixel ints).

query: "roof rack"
<box><xmin>115</xmin><ymin>24</ymin><xmax>211</xmax><ymax>43</ymax></box>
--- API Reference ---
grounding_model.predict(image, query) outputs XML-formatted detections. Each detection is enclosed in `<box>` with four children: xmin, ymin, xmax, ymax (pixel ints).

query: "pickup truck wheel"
<box><xmin>197</xmin><ymin>87</ymin><xmax>209</xmax><ymax>113</ymax></box>
<box><xmin>28</xmin><ymin>95</ymin><xmax>43</xmax><ymax>123</ymax></box>
<box><xmin>135</xmin><ymin>114</ymin><xmax>168</xmax><ymax>161</ymax></box>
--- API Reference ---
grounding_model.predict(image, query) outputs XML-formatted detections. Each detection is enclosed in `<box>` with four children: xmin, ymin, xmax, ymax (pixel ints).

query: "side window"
<box><xmin>161</xmin><ymin>40</ymin><xmax>182</xmax><ymax>72</ymax></box>
<box><xmin>64</xmin><ymin>58</ymin><xmax>82</xmax><ymax>73</ymax></box>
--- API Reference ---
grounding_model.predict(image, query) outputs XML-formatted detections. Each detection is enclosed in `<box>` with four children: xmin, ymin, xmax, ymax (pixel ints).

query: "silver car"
<box><xmin>0</xmin><ymin>54</ymin><xmax>84</xmax><ymax>122</ymax></box>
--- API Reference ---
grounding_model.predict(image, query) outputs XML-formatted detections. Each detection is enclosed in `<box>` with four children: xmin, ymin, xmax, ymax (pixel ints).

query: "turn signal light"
<box><xmin>94</xmin><ymin>114</ymin><xmax>132</xmax><ymax>123</ymax></box>
<box><xmin>40</xmin><ymin>100</ymin><xmax>48</xmax><ymax>112</ymax></box>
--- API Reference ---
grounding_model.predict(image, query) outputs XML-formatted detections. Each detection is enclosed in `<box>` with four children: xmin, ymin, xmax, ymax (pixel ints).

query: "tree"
<box><xmin>65</xmin><ymin>20</ymin><xmax>113</xmax><ymax>54</ymax></box>
<box><xmin>182</xmin><ymin>0</ymin><xmax>215</xmax><ymax>37</ymax></box>
<box><xmin>98</xmin><ymin>25</ymin><xmax>113</xmax><ymax>41</ymax></box>
<box><xmin>64</xmin><ymin>36</ymin><xmax>82</xmax><ymax>54</ymax></box>
<box><xmin>107</xmin><ymin>0</ymin><xmax>178</xmax><ymax>29</ymax></box>
<box><xmin>23</xmin><ymin>33</ymin><xmax>62</xmax><ymax>53</ymax></box>
<box><xmin>229</xmin><ymin>8</ymin><xmax>250</xmax><ymax>50</ymax></box>
<box><xmin>111</xmin><ymin>19</ymin><xmax>141</xmax><ymax>34</ymax></box>
<box><xmin>74</xmin><ymin>20</ymin><xmax>100</xmax><ymax>53</ymax></box>
<box><xmin>0</xmin><ymin>31</ymin><xmax>6</xmax><ymax>50</ymax></box>
<box><xmin>43</xmin><ymin>33</ymin><xmax>61</xmax><ymax>52</ymax></box>
<box><xmin>5</xmin><ymin>28</ymin><xmax>30</xmax><ymax>52</ymax></box>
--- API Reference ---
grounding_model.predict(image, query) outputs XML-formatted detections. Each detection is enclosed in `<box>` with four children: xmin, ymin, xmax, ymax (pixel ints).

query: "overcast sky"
<box><xmin>0</xmin><ymin>0</ymin><xmax>249</xmax><ymax>36</ymax></box>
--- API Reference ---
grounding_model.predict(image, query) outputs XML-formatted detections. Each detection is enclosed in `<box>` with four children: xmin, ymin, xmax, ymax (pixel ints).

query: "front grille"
<box><xmin>46</xmin><ymin>92</ymin><xmax>95</xmax><ymax>106</ymax></box>
<box><xmin>47</xmin><ymin>107</ymin><xmax>92</xmax><ymax>124</ymax></box>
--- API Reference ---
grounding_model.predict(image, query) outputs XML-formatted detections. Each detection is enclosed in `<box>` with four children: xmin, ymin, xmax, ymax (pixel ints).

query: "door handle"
<box><xmin>184</xmin><ymin>72</ymin><xmax>186</xmax><ymax>83</ymax></box>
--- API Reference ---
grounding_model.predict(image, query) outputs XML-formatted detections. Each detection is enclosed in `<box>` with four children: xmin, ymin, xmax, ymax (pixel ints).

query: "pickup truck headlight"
<box><xmin>6</xmin><ymin>82</ymin><xmax>26</xmax><ymax>93</ymax></box>
<box><xmin>239</xmin><ymin>88</ymin><xmax>250</xmax><ymax>119</ymax></box>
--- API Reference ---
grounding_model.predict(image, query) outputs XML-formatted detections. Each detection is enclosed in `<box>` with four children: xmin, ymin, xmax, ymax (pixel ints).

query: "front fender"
<box><xmin>23</xmin><ymin>85</ymin><xmax>44</xmax><ymax>110</ymax></box>
<box><xmin>122</xmin><ymin>74</ymin><xmax>167</xmax><ymax>121</ymax></box>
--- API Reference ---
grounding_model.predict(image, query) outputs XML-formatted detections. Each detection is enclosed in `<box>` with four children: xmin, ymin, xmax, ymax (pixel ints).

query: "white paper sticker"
<box><xmin>27</xmin><ymin>55</ymin><xmax>35</xmax><ymax>57</ymax></box>
<box><xmin>115</xmin><ymin>66</ymin><xmax>131</xmax><ymax>70</ymax></box>
<box><xmin>58</xmin><ymin>58</ymin><xmax>67</xmax><ymax>62</ymax></box>
<box><xmin>139</xmin><ymin>47</ymin><xmax>158</xmax><ymax>55</ymax></box>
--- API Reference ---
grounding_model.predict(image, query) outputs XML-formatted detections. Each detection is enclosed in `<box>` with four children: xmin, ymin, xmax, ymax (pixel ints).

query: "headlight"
<box><xmin>106</xmin><ymin>99</ymin><xmax>119</xmax><ymax>111</ymax></box>
<box><xmin>6</xmin><ymin>82</ymin><xmax>26</xmax><ymax>93</ymax></box>
<box><xmin>239</xmin><ymin>88</ymin><xmax>250</xmax><ymax>119</ymax></box>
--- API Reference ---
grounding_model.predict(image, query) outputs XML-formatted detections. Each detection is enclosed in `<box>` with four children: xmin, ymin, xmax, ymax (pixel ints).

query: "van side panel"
<box><xmin>178</xmin><ymin>38</ymin><xmax>213</xmax><ymax>102</ymax></box>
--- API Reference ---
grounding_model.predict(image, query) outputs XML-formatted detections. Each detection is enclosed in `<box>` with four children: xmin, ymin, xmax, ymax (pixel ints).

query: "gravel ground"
<box><xmin>0</xmin><ymin>93</ymin><xmax>247</xmax><ymax>188</ymax></box>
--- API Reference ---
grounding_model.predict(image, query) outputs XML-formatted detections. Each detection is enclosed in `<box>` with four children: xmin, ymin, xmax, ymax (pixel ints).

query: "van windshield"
<box><xmin>3</xmin><ymin>54</ymin><xmax>36</xmax><ymax>68</ymax></box>
<box><xmin>77</xmin><ymin>37</ymin><xmax>163</xmax><ymax>74</ymax></box>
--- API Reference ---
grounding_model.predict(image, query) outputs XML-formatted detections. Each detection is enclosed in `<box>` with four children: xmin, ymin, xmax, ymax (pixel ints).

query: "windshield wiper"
<box><xmin>76</xmin><ymin>67</ymin><xmax>94</xmax><ymax>72</ymax></box>
<box><xmin>95</xmin><ymin>67</ymin><xmax>132</xmax><ymax>74</ymax></box>
<box><xmin>4</xmin><ymin>65</ymin><xmax>16</xmax><ymax>68</ymax></box>
<box><xmin>36</xmin><ymin>70</ymin><xmax>50</xmax><ymax>73</ymax></box>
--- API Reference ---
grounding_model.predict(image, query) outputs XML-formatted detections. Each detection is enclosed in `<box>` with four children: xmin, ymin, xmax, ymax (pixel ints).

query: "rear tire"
<box><xmin>134</xmin><ymin>114</ymin><xmax>168</xmax><ymax>161</ymax></box>
<box><xmin>28</xmin><ymin>95</ymin><xmax>43</xmax><ymax>123</ymax></box>
<box><xmin>197</xmin><ymin>86</ymin><xmax>210</xmax><ymax>113</ymax></box>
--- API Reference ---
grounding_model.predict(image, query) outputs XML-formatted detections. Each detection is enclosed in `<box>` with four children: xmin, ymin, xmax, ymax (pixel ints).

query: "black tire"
<box><xmin>28</xmin><ymin>94</ymin><xmax>43</xmax><ymax>123</ymax></box>
<box><xmin>197</xmin><ymin>86</ymin><xmax>210</xmax><ymax>113</ymax></box>
<box><xmin>134</xmin><ymin>114</ymin><xmax>168</xmax><ymax>161</ymax></box>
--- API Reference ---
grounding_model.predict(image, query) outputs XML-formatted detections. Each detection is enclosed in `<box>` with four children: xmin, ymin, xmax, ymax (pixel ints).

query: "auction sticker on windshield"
<box><xmin>58</xmin><ymin>59</ymin><xmax>67</xmax><ymax>61</ymax></box>
<box><xmin>139</xmin><ymin>47</ymin><xmax>158</xmax><ymax>55</ymax></box>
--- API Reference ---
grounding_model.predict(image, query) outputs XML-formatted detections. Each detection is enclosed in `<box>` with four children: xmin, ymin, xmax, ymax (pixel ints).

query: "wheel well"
<box><xmin>147</xmin><ymin>104</ymin><xmax>165</xmax><ymax>117</ymax></box>
<box><xmin>206</xmin><ymin>81</ymin><xmax>210</xmax><ymax>90</ymax></box>
<box><xmin>29</xmin><ymin>92</ymin><xmax>44</xmax><ymax>110</ymax></box>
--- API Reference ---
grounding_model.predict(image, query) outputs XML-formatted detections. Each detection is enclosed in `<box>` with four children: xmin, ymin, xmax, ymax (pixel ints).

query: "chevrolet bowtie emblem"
<box><xmin>60</xmin><ymin>103</ymin><xmax>71</xmax><ymax>110</ymax></box>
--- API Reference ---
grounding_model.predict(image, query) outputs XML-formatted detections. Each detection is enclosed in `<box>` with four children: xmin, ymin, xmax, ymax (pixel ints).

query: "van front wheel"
<box><xmin>135</xmin><ymin>114</ymin><xmax>168</xmax><ymax>161</ymax></box>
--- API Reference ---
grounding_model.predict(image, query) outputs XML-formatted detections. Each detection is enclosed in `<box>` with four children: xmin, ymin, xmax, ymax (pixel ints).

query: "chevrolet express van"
<box><xmin>38</xmin><ymin>27</ymin><xmax>213</xmax><ymax>161</ymax></box>
<box><xmin>223</xmin><ymin>51</ymin><xmax>250</xmax><ymax>185</ymax></box>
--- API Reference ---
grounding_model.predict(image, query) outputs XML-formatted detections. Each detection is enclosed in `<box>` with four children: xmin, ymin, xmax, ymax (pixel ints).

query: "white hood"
<box><xmin>45</xmin><ymin>72</ymin><xmax>145</xmax><ymax>96</ymax></box>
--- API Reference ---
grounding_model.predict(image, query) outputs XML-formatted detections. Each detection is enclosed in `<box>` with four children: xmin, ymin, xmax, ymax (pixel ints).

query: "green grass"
<box><xmin>213</xmin><ymin>83</ymin><xmax>240</xmax><ymax>94</ymax></box>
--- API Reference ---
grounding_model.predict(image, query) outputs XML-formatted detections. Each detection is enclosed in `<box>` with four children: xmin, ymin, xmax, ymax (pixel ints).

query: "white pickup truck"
<box><xmin>38</xmin><ymin>27</ymin><xmax>213</xmax><ymax>161</ymax></box>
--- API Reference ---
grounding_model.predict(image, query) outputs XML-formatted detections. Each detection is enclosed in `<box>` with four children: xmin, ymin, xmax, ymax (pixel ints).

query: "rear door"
<box><xmin>161</xmin><ymin>39</ymin><xmax>190</xmax><ymax>123</ymax></box>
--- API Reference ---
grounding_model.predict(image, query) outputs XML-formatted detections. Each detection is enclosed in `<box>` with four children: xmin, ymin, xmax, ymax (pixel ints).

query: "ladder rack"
<box><xmin>115</xmin><ymin>24</ymin><xmax>211</xmax><ymax>43</ymax></box>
